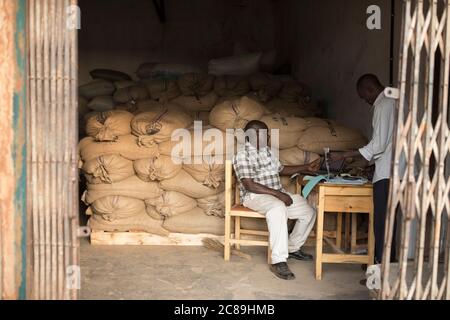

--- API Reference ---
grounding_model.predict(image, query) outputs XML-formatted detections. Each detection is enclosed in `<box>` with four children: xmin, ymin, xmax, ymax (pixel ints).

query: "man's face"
<box><xmin>357</xmin><ymin>86</ymin><xmax>373</xmax><ymax>105</ymax></box>
<box><xmin>246</xmin><ymin>127</ymin><xmax>270</xmax><ymax>149</ymax></box>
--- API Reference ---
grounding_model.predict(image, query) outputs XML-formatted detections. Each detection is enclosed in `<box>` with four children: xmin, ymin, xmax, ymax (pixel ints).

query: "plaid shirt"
<box><xmin>233</xmin><ymin>142</ymin><xmax>284</xmax><ymax>202</ymax></box>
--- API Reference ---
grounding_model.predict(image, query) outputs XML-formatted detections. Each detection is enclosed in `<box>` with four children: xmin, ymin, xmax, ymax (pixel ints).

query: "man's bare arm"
<box><xmin>240</xmin><ymin>178</ymin><xmax>293</xmax><ymax>206</ymax></box>
<box><xmin>279</xmin><ymin>158</ymin><xmax>322</xmax><ymax>176</ymax></box>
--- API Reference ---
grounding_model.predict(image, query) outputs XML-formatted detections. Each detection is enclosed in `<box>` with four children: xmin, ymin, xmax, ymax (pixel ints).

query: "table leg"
<box><xmin>315</xmin><ymin>187</ymin><xmax>325</xmax><ymax>280</ymax></box>
<box><xmin>336</xmin><ymin>212</ymin><xmax>342</xmax><ymax>249</ymax></box>
<box><xmin>345</xmin><ymin>213</ymin><xmax>351</xmax><ymax>251</ymax></box>
<box><xmin>351</xmin><ymin>213</ymin><xmax>357</xmax><ymax>254</ymax></box>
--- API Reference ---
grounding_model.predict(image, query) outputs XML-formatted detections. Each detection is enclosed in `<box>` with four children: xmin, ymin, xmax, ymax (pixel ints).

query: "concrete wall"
<box><xmin>78</xmin><ymin>0</ymin><xmax>277</xmax><ymax>84</ymax></box>
<box><xmin>274</xmin><ymin>0</ymin><xmax>403</xmax><ymax>139</ymax></box>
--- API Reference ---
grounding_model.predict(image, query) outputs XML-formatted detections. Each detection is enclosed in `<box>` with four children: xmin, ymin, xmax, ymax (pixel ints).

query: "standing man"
<box><xmin>233</xmin><ymin>120</ymin><xmax>320</xmax><ymax>280</ymax></box>
<box><xmin>330</xmin><ymin>73</ymin><xmax>396</xmax><ymax>264</ymax></box>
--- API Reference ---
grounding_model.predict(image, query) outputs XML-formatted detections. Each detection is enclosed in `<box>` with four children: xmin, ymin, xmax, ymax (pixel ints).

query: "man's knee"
<box><xmin>266</xmin><ymin>201</ymin><xmax>288</xmax><ymax>219</ymax></box>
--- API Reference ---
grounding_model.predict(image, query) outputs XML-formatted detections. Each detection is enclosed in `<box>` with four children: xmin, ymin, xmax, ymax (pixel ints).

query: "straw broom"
<box><xmin>202</xmin><ymin>238</ymin><xmax>252</xmax><ymax>260</ymax></box>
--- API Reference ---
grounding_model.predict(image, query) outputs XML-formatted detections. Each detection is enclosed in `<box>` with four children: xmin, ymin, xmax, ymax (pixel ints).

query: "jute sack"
<box><xmin>160</xmin><ymin>169</ymin><xmax>224</xmax><ymax>198</ymax></box>
<box><xmin>249</xmin><ymin>73</ymin><xmax>282</xmax><ymax>102</ymax></box>
<box><xmin>183</xmin><ymin>155</ymin><xmax>225</xmax><ymax>188</ymax></box>
<box><xmin>87</xmin><ymin>196</ymin><xmax>145</xmax><ymax>221</ymax></box>
<box><xmin>279</xmin><ymin>147</ymin><xmax>321</xmax><ymax>166</ymax></box>
<box><xmin>82</xmin><ymin>154</ymin><xmax>134</xmax><ymax>184</ymax></box>
<box><xmin>79</xmin><ymin>80</ymin><xmax>115</xmax><ymax>99</ymax></box>
<box><xmin>197</xmin><ymin>192</ymin><xmax>225</xmax><ymax>217</ymax></box>
<box><xmin>115</xmin><ymin>103</ymin><xmax>139</xmax><ymax>114</ymax></box>
<box><xmin>131</xmin><ymin>108</ymin><xmax>192</xmax><ymax>147</ymax></box>
<box><xmin>260</xmin><ymin>114</ymin><xmax>309</xmax><ymax>149</ymax></box>
<box><xmin>188</xmin><ymin>111</ymin><xmax>210</xmax><ymax>126</ymax></box>
<box><xmin>85</xmin><ymin>110</ymin><xmax>133</xmax><ymax>142</ymax></box>
<box><xmin>90</xmin><ymin>69</ymin><xmax>132</xmax><ymax>82</ymax></box>
<box><xmin>133</xmin><ymin>155</ymin><xmax>182</xmax><ymax>181</ymax></box>
<box><xmin>114</xmin><ymin>80</ymin><xmax>135</xmax><ymax>90</ymax></box>
<box><xmin>278</xmin><ymin>81</ymin><xmax>312</xmax><ymax>104</ymax></box>
<box><xmin>177</xmin><ymin>73</ymin><xmax>215</xmax><ymax>96</ymax></box>
<box><xmin>163</xmin><ymin>207</ymin><xmax>225</xmax><ymax>235</ymax></box>
<box><xmin>209</xmin><ymin>96</ymin><xmax>266</xmax><ymax>131</ymax></box>
<box><xmin>214</xmin><ymin>75</ymin><xmax>250</xmax><ymax>97</ymax></box>
<box><xmin>113</xmin><ymin>85</ymin><xmax>149</xmax><ymax>104</ymax></box>
<box><xmin>136</xmin><ymin>63</ymin><xmax>202</xmax><ymax>79</ymax></box>
<box><xmin>280</xmin><ymin>176</ymin><xmax>297</xmax><ymax>194</ymax></box>
<box><xmin>158</xmin><ymin>128</ymin><xmax>235</xmax><ymax>158</ymax></box>
<box><xmin>78</xmin><ymin>135</ymin><xmax>159</xmax><ymax>162</ymax></box>
<box><xmin>172</xmin><ymin>92</ymin><xmax>218</xmax><ymax>112</ymax></box>
<box><xmin>297</xmin><ymin>126</ymin><xmax>367</xmax><ymax>155</ymax></box>
<box><xmin>87</xmin><ymin>96</ymin><xmax>116</xmax><ymax>112</ymax></box>
<box><xmin>145</xmin><ymin>191</ymin><xmax>197</xmax><ymax>218</ymax></box>
<box><xmin>79</xmin><ymin>96</ymin><xmax>90</xmax><ymax>116</ymax></box>
<box><xmin>88</xmin><ymin>211</ymin><xmax>169</xmax><ymax>236</ymax></box>
<box><xmin>142</xmin><ymin>79</ymin><xmax>181</xmax><ymax>102</ymax></box>
<box><xmin>208</xmin><ymin>52</ymin><xmax>262</xmax><ymax>76</ymax></box>
<box><xmin>82</xmin><ymin>175</ymin><xmax>163</xmax><ymax>204</ymax></box>
<box><xmin>265</xmin><ymin>99</ymin><xmax>317</xmax><ymax>118</ymax></box>
<box><xmin>303</xmin><ymin>117</ymin><xmax>338</xmax><ymax>129</ymax></box>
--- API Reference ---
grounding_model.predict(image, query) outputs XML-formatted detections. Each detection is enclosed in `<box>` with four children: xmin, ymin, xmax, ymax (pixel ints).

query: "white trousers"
<box><xmin>243</xmin><ymin>192</ymin><xmax>316</xmax><ymax>264</ymax></box>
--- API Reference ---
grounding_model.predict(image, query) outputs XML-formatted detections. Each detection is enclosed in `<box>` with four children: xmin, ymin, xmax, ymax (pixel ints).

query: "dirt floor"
<box><xmin>80</xmin><ymin>238</ymin><xmax>371</xmax><ymax>300</ymax></box>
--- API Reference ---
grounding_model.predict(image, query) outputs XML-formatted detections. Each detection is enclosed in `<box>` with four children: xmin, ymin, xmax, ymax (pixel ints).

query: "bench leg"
<box><xmin>235</xmin><ymin>216</ymin><xmax>241</xmax><ymax>250</ymax></box>
<box><xmin>267</xmin><ymin>245</ymin><xmax>272</xmax><ymax>265</ymax></box>
<box><xmin>224</xmin><ymin>214</ymin><xmax>231</xmax><ymax>261</ymax></box>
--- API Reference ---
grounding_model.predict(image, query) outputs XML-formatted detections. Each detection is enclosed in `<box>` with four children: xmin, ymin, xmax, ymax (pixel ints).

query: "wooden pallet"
<box><xmin>90</xmin><ymin>230</ymin><xmax>224</xmax><ymax>246</ymax></box>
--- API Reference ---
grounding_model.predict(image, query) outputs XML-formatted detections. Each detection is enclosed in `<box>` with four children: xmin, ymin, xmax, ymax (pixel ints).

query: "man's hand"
<box><xmin>276</xmin><ymin>191</ymin><xmax>293</xmax><ymax>206</ymax></box>
<box><xmin>307</xmin><ymin>158</ymin><xmax>321</xmax><ymax>173</ymax></box>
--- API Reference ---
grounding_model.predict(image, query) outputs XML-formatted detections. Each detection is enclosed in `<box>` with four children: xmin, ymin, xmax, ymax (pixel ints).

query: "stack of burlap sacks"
<box><xmin>78</xmin><ymin>68</ymin><xmax>367</xmax><ymax>235</ymax></box>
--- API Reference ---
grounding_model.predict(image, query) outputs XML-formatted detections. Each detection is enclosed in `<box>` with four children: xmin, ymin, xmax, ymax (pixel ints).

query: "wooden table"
<box><xmin>298</xmin><ymin>177</ymin><xmax>375</xmax><ymax>280</ymax></box>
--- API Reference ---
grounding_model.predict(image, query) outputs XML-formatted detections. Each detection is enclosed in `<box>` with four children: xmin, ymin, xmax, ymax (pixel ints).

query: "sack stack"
<box><xmin>78</xmin><ymin>66</ymin><xmax>368</xmax><ymax>237</ymax></box>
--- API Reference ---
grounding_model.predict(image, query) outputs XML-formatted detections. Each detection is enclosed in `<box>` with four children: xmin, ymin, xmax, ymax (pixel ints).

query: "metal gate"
<box><xmin>381</xmin><ymin>0</ymin><xmax>450</xmax><ymax>299</ymax></box>
<box><xmin>27</xmin><ymin>0</ymin><xmax>79</xmax><ymax>300</ymax></box>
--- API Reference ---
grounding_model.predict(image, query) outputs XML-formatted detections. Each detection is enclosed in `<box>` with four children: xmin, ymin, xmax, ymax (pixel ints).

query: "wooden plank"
<box><xmin>91</xmin><ymin>231</ymin><xmax>225</xmax><ymax>246</ymax></box>
<box><xmin>322</xmin><ymin>254</ymin><xmax>370</xmax><ymax>264</ymax></box>
<box><xmin>323</xmin><ymin>185</ymin><xmax>373</xmax><ymax>196</ymax></box>
<box><xmin>315</xmin><ymin>186</ymin><xmax>325</xmax><ymax>280</ymax></box>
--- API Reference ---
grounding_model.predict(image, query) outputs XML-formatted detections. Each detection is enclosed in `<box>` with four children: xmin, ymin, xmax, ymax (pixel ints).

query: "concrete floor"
<box><xmin>80</xmin><ymin>238</ymin><xmax>371</xmax><ymax>300</ymax></box>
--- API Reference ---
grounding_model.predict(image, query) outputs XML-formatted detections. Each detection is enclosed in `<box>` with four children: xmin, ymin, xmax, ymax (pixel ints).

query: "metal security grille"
<box><xmin>381</xmin><ymin>0</ymin><xmax>450</xmax><ymax>300</ymax></box>
<box><xmin>27</xmin><ymin>0</ymin><xmax>79</xmax><ymax>300</ymax></box>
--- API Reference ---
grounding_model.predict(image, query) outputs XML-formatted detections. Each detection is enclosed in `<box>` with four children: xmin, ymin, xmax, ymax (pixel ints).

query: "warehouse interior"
<box><xmin>76</xmin><ymin>0</ymin><xmax>404</xmax><ymax>300</ymax></box>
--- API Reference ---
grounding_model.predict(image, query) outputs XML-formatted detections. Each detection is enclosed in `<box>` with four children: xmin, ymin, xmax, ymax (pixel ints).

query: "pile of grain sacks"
<box><xmin>78</xmin><ymin>67</ymin><xmax>368</xmax><ymax>235</ymax></box>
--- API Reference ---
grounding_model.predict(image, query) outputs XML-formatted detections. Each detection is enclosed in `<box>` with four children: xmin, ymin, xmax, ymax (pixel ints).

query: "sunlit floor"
<box><xmin>80</xmin><ymin>238</ymin><xmax>371</xmax><ymax>300</ymax></box>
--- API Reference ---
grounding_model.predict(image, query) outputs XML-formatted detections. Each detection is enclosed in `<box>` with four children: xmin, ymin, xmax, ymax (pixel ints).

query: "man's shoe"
<box><xmin>289</xmin><ymin>249</ymin><xmax>313</xmax><ymax>261</ymax></box>
<box><xmin>269</xmin><ymin>262</ymin><xmax>295</xmax><ymax>280</ymax></box>
<box><xmin>359</xmin><ymin>278</ymin><xmax>367</xmax><ymax>286</ymax></box>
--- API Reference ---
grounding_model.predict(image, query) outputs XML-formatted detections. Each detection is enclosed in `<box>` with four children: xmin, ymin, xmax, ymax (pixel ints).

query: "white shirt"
<box><xmin>358</xmin><ymin>91</ymin><xmax>395</xmax><ymax>183</ymax></box>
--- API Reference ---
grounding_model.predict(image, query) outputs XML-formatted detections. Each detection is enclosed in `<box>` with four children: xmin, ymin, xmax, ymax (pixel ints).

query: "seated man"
<box><xmin>232</xmin><ymin>120</ymin><xmax>320</xmax><ymax>280</ymax></box>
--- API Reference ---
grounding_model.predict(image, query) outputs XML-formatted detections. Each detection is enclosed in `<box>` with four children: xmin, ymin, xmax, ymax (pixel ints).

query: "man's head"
<box><xmin>357</xmin><ymin>74</ymin><xmax>385</xmax><ymax>105</ymax></box>
<box><xmin>244</xmin><ymin>120</ymin><xmax>269</xmax><ymax>149</ymax></box>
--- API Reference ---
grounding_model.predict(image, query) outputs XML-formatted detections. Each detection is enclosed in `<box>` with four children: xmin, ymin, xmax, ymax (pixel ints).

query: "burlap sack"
<box><xmin>188</xmin><ymin>111</ymin><xmax>210</xmax><ymax>126</ymax></box>
<box><xmin>87</xmin><ymin>96</ymin><xmax>116</xmax><ymax>112</ymax></box>
<box><xmin>88</xmin><ymin>211</ymin><xmax>169</xmax><ymax>236</ymax></box>
<box><xmin>114</xmin><ymin>80</ymin><xmax>135</xmax><ymax>90</ymax></box>
<box><xmin>297</xmin><ymin>126</ymin><xmax>367</xmax><ymax>155</ymax></box>
<box><xmin>85</xmin><ymin>110</ymin><xmax>133</xmax><ymax>142</ymax></box>
<box><xmin>172</xmin><ymin>92</ymin><xmax>218</xmax><ymax>112</ymax></box>
<box><xmin>303</xmin><ymin>117</ymin><xmax>338</xmax><ymax>129</ymax></box>
<box><xmin>183</xmin><ymin>156</ymin><xmax>225</xmax><ymax>188</ymax></box>
<box><xmin>279</xmin><ymin>147</ymin><xmax>321</xmax><ymax>166</ymax></box>
<box><xmin>79</xmin><ymin>80</ymin><xmax>115</xmax><ymax>99</ymax></box>
<box><xmin>136</xmin><ymin>63</ymin><xmax>202</xmax><ymax>79</ymax></box>
<box><xmin>82</xmin><ymin>175</ymin><xmax>163</xmax><ymax>204</ymax></box>
<box><xmin>197</xmin><ymin>192</ymin><xmax>225</xmax><ymax>217</ymax></box>
<box><xmin>260</xmin><ymin>114</ymin><xmax>308</xmax><ymax>149</ymax></box>
<box><xmin>163</xmin><ymin>207</ymin><xmax>224</xmax><ymax>235</ymax></box>
<box><xmin>209</xmin><ymin>96</ymin><xmax>266</xmax><ymax>131</ymax></box>
<box><xmin>249</xmin><ymin>73</ymin><xmax>283</xmax><ymax>102</ymax></box>
<box><xmin>82</xmin><ymin>154</ymin><xmax>135</xmax><ymax>184</ymax></box>
<box><xmin>133</xmin><ymin>155</ymin><xmax>182</xmax><ymax>181</ymax></box>
<box><xmin>79</xmin><ymin>96</ymin><xmax>90</xmax><ymax>116</ymax></box>
<box><xmin>145</xmin><ymin>191</ymin><xmax>197</xmax><ymax>218</ymax></box>
<box><xmin>113</xmin><ymin>85</ymin><xmax>149</xmax><ymax>104</ymax></box>
<box><xmin>160</xmin><ymin>170</ymin><xmax>224</xmax><ymax>199</ymax></box>
<box><xmin>142</xmin><ymin>79</ymin><xmax>181</xmax><ymax>102</ymax></box>
<box><xmin>131</xmin><ymin>108</ymin><xmax>192</xmax><ymax>147</ymax></box>
<box><xmin>214</xmin><ymin>75</ymin><xmax>250</xmax><ymax>97</ymax></box>
<box><xmin>177</xmin><ymin>73</ymin><xmax>215</xmax><ymax>96</ymax></box>
<box><xmin>265</xmin><ymin>99</ymin><xmax>318</xmax><ymax>117</ymax></box>
<box><xmin>158</xmin><ymin>128</ymin><xmax>235</xmax><ymax>158</ymax></box>
<box><xmin>278</xmin><ymin>81</ymin><xmax>312</xmax><ymax>104</ymax></box>
<box><xmin>90</xmin><ymin>69</ymin><xmax>132</xmax><ymax>82</ymax></box>
<box><xmin>87</xmin><ymin>196</ymin><xmax>145</xmax><ymax>221</ymax></box>
<box><xmin>78</xmin><ymin>135</ymin><xmax>159</xmax><ymax>162</ymax></box>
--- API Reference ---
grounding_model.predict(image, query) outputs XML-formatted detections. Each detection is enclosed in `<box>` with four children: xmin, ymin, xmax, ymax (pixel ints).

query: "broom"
<box><xmin>202</xmin><ymin>237</ymin><xmax>252</xmax><ymax>260</ymax></box>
